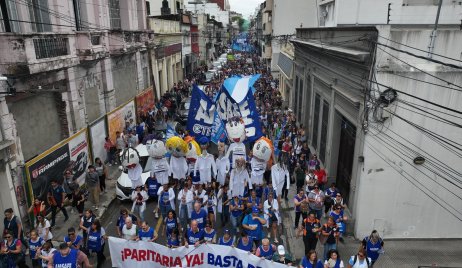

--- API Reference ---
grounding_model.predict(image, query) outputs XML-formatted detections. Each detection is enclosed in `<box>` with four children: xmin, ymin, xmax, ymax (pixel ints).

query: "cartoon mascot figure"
<box><xmin>166</xmin><ymin>136</ymin><xmax>189</xmax><ymax>187</ymax></box>
<box><xmin>251</xmin><ymin>137</ymin><xmax>274</xmax><ymax>190</ymax></box>
<box><xmin>225</xmin><ymin>117</ymin><xmax>247</xmax><ymax>170</ymax></box>
<box><xmin>121</xmin><ymin>147</ymin><xmax>143</xmax><ymax>189</ymax></box>
<box><xmin>184</xmin><ymin>136</ymin><xmax>201</xmax><ymax>184</ymax></box>
<box><xmin>147</xmin><ymin>139</ymin><xmax>170</xmax><ymax>185</ymax></box>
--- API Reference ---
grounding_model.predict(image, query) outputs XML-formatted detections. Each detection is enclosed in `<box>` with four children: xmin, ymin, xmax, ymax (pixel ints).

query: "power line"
<box><xmin>372</xmin><ymin>40</ymin><xmax>462</xmax><ymax>70</ymax></box>
<box><xmin>398</xmin><ymin>99</ymin><xmax>462</xmax><ymax>120</ymax></box>
<box><xmin>387</xmin><ymin>72</ymin><xmax>461</xmax><ymax>91</ymax></box>
<box><xmin>378</xmin><ymin>34</ymin><xmax>462</xmax><ymax>64</ymax></box>
<box><xmin>376</xmin><ymin>46</ymin><xmax>462</xmax><ymax>90</ymax></box>
<box><xmin>396</xmin><ymin>103</ymin><xmax>462</xmax><ymax>128</ymax></box>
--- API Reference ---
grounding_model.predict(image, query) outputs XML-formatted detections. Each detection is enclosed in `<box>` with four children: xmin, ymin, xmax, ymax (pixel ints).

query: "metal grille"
<box><xmin>90</xmin><ymin>35</ymin><xmax>101</xmax><ymax>45</ymax></box>
<box><xmin>109</xmin><ymin>0</ymin><xmax>121</xmax><ymax>29</ymax></box>
<box><xmin>33</xmin><ymin>37</ymin><xmax>69</xmax><ymax>59</ymax></box>
<box><xmin>134</xmin><ymin>33</ymin><xmax>141</xmax><ymax>43</ymax></box>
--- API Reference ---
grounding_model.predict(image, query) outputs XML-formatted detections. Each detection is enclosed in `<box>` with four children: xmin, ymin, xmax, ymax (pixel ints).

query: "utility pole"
<box><xmin>387</xmin><ymin>3</ymin><xmax>391</xmax><ymax>24</ymax></box>
<box><xmin>427</xmin><ymin>0</ymin><xmax>443</xmax><ymax>58</ymax></box>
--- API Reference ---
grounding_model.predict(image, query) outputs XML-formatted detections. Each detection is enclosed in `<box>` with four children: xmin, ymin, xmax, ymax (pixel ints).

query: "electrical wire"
<box><xmin>387</xmin><ymin>72</ymin><xmax>461</xmax><ymax>91</ymax></box>
<box><xmin>397</xmin><ymin>99</ymin><xmax>462</xmax><ymax>120</ymax></box>
<box><xmin>378</xmin><ymin>34</ymin><xmax>462</xmax><ymax>64</ymax></box>
<box><xmin>396</xmin><ymin>103</ymin><xmax>462</xmax><ymax>128</ymax></box>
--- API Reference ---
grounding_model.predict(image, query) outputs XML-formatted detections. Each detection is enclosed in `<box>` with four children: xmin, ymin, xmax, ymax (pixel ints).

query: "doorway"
<box><xmin>335</xmin><ymin>115</ymin><xmax>356</xmax><ymax>203</ymax></box>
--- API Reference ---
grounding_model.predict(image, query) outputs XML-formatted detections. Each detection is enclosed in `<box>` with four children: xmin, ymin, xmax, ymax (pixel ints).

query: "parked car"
<box><xmin>204</xmin><ymin>70</ymin><xmax>217</xmax><ymax>84</ymax></box>
<box><xmin>116</xmin><ymin>144</ymin><xmax>152</xmax><ymax>201</ymax></box>
<box><xmin>212</xmin><ymin>61</ymin><xmax>222</xmax><ymax>70</ymax></box>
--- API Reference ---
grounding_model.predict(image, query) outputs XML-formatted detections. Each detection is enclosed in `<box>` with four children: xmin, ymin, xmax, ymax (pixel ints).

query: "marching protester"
<box><xmin>361</xmin><ymin>230</ymin><xmax>384</xmax><ymax>266</ymax></box>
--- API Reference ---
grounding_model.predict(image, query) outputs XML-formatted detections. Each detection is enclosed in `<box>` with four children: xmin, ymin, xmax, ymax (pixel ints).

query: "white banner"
<box><xmin>108</xmin><ymin>237</ymin><xmax>288</xmax><ymax>268</ymax></box>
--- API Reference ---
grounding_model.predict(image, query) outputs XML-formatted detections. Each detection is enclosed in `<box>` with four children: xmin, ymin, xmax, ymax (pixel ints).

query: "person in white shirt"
<box><xmin>230</xmin><ymin>158</ymin><xmax>251</xmax><ymax>197</ymax></box>
<box><xmin>215</xmin><ymin>141</ymin><xmax>230</xmax><ymax>186</ymax></box>
<box><xmin>263</xmin><ymin>193</ymin><xmax>280</xmax><ymax>243</ymax></box>
<box><xmin>121</xmin><ymin>217</ymin><xmax>137</xmax><ymax>240</ymax></box>
<box><xmin>36</xmin><ymin>215</ymin><xmax>53</xmax><ymax>241</ymax></box>
<box><xmin>217</xmin><ymin>184</ymin><xmax>231</xmax><ymax>225</ymax></box>
<box><xmin>194</xmin><ymin>137</ymin><xmax>217</xmax><ymax>184</ymax></box>
<box><xmin>178</xmin><ymin>183</ymin><xmax>194</xmax><ymax>230</ymax></box>
<box><xmin>348</xmin><ymin>249</ymin><xmax>372</xmax><ymax>268</ymax></box>
<box><xmin>131</xmin><ymin>185</ymin><xmax>149</xmax><ymax>221</ymax></box>
<box><xmin>271</xmin><ymin>157</ymin><xmax>290</xmax><ymax>204</ymax></box>
<box><xmin>193</xmin><ymin>184</ymin><xmax>208</xmax><ymax>206</ymax></box>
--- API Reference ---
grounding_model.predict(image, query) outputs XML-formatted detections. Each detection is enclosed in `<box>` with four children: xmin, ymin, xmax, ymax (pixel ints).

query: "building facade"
<box><xmin>291</xmin><ymin>0</ymin><xmax>462</xmax><ymax>239</ymax></box>
<box><xmin>0</xmin><ymin>0</ymin><xmax>153</xmax><ymax>222</ymax></box>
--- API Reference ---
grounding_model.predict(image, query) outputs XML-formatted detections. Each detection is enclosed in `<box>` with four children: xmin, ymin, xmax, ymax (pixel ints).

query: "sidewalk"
<box><xmin>280</xmin><ymin>185</ymin><xmax>462</xmax><ymax>268</ymax></box>
<box><xmin>49</xmin><ymin>166</ymin><xmax>120</xmax><ymax>246</ymax></box>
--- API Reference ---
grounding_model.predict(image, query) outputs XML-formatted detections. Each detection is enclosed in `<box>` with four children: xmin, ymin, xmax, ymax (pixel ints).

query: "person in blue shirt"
<box><xmin>229</xmin><ymin>196</ymin><xmax>244</xmax><ymax>235</ymax></box>
<box><xmin>87</xmin><ymin>219</ymin><xmax>107</xmax><ymax>268</ymax></box>
<box><xmin>145</xmin><ymin>174</ymin><xmax>160</xmax><ymax>201</ymax></box>
<box><xmin>246</xmin><ymin>190</ymin><xmax>262</xmax><ymax>212</ymax></box>
<box><xmin>116</xmin><ymin>208</ymin><xmax>138</xmax><ymax>238</ymax></box>
<box><xmin>48</xmin><ymin>179</ymin><xmax>69</xmax><ymax>227</ymax></box>
<box><xmin>300</xmin><ymin>250</ymin><xmax>323</xmax><ymax>268</ymax></box>
<box><xmin>49</xmin><ymin>242</ymin><xmax>91</xmax><ymax>268</ymax></box>
<box><xmin>255</xmin><ymin>238</ymin><xmax>276</xmax><ymax>260</ymax></box>
<box><xmin>361</xmin><ymin>230</ymin><xmax>384</xmax><ymax>266</ymax></box>
<box><xmin>218</xmin><ymin>229</ymin><xmax>234</xmax><ymax>246</ymax></box>
<box><xmin>203</xmin><ymin>221</ymin><xmax>216</xmax><ymax>244</ymax></box>
<box><xmin>28</xmin><ymin>229</ymin><xmax>44</xmax><ymax>267</ymax></box>
<box><xmin>236</xmin><ymin>231</ymin><xmax>254</xmax><ymax>253</ymax></box>
<box><xmin>137</xmin><ymin>221</ymin><xmax>157</xmax><ymax>242</ymax></box>
<box><xmin>163</xmin><ymin>210</ymin><xmax>179</xmax><ymax>239</ymax></box>
<box><xmin>262</xmin><ymin>181</ymin><xmax>277</xmax><ymax>203</ymax></box>
<box><xmin>324</xmin><ymin>183</ymin><xmax>339</xmax><ymax>214</ymax></box>
<box><xmin>242</xmin><ymin>206</ymin><xmax>266</xmax><ymax>247</ymax></box>
<box><xmin>168</xmin><ymin>228</ymin><xmax>180</xmax><ymax>248</ymax></box>
<box><xmin>190</xmin><ymin>201</ymin><xmax>207</xmax><ymax>230</ymax></box>
<box><xmin>64</xmin><ymin>227</ymin><xmax>83</xmax><ymax>250</ymax></box>
<box><xmin>184</xmin><ymin>220</ymin><xmax>204</xmax><ymax>247</ymax></box>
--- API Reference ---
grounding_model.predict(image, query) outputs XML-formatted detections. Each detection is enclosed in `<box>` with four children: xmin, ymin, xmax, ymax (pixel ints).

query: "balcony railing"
<box><xmin>33</xmin><ymin>37</ymin><xmax>69</xmax><ymax>59</ymax></box>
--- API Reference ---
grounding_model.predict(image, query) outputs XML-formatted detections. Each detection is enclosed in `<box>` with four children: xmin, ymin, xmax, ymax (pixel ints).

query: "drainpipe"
<box><xmin>427</xmin><ymin>0</ymin><xmax>443</xmax><ymax>58</ymax></box>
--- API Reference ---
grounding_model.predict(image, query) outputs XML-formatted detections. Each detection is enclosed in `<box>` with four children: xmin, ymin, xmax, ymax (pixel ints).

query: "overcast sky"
<box><xmin>229</xmin><ymin>0</ymin><xmax>265</xmax><ymax>19</ymax></box>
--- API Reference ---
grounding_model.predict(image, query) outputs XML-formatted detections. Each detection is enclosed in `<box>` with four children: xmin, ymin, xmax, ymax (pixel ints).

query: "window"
<box><xmin>319</xmin><ymin>100</ymin><xmax>330</xmax><ymax>163</ymax></box>
<box><xmin>146</xmin><ymin>1</ymin><xmax>151</xmax><ymax>16</ymax></box>
<box><xmin>312</xmin><ymin>93</ymin><xmax>321</xmax><ymax>150</ymax></box>
<box><xmin>0</xmin><ymin>0</ymin><xmax>21</xmax><ymax>32</ymax></box>
<box><xmin>30</xmin><ymin>0</ymin><xmax>52</xmax><ymax>32</ymax></box>
<box><xmin>109</xmin><ymin>0</ymin><xmax>121</xmax><ymax>29</ymax></box>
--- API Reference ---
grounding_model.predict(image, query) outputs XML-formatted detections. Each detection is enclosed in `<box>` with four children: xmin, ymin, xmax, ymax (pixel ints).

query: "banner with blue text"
<box><xmin>108</xmin><ymin>237</ymin><xmax>287</xmax><ymax>268</ymax></box>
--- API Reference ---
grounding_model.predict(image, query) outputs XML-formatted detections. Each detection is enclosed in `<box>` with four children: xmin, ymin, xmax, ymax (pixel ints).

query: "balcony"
<box><xmin>264</xmin><ymin>0</ymin><xmax>273</xmax><ymax>13</ymax></box>
<box><xmin>0</xmin><ymin>33</ymin><xmax>79</xmax><ymax>76</ymax></box>
<box><xmin>108</xmin><ymin>30</ymin><xmax>154</xmax><ymax>55</ymax></box>
<box><xmin>76</xmin><ymin>31</ymin><xmax>109</xmax><ymax>61</ymax></box>
<box><xmin>148</xmin><ymin>18</ymin><xmax>181</xmax><ymax>34</ymax></box>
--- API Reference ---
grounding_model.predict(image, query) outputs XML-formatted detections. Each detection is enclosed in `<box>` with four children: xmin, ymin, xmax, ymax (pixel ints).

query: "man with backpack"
<box><xmin>347</xmin><ymin>248</ymin><xmax>372</xmax><ymax>268</ymax></box>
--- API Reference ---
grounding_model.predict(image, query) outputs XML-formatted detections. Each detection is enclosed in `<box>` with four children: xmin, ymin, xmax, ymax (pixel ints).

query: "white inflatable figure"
<box><xmin>184</xmin><ymin>136</ymin><xmax>201</xmax><ymax>184</ymax></box>
<box><xmin>148</xmin><ymin>139</ymin><xmax>170</xmax><ymax>185</ymax></box>
<box><xmin>251</xmin><ymin>137</ymin><xmax>273</xmax><ymax>186</ymax></box>
<box><xmin>225</xmin><ymin>117</ymin><xmax>247</xmax><ymax>169</ymax></box>
<box><xmin>121</xmin><ymin>148</ymin><xmax>143</xmax><ymax>189</ymax></box>
<box><xmin>166</xmin><ymin>136</ymin><xmax>189</xmax><ymax>182</ymax></box>
<box><xmin>194</xmin><ymin>137</ymin><xmax>217</xmax><ymax>185</ymax></box>
<box><xmin>215</xmin><ymin>140</ymin><xmax>230</xmax><ymax>186</ymax></box>
<box><xmin>229</xmin><ymin>158</ymin><xmax>251</xmax><ymax>197</ymax></box>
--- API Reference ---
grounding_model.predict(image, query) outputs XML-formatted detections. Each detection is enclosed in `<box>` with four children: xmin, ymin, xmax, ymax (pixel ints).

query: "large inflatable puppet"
<box><xmin>147</xmin><ymin>139</ymin><xmax>170</xmax><ymax>185</ymax></box>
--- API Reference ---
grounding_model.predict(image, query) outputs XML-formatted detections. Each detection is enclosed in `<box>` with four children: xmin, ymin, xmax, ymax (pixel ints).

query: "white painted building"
<box><xmin>291</xmin><ymin>0</ymin><xmax>462</xmax><ymax>239</ymax></box>
<box><xmin>184</xmin><ymin>2</ymin><xmax>230</xmax><ymax>28</ymax></box>
<box><xmin>147</xmin><ymin>0</ymin><xmax>184</xmax><ymax>16</ymax></box>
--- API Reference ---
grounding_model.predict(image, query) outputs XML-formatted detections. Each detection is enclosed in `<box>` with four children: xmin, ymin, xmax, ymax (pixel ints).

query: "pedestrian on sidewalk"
<box><xmin>28</xmin><ymin>229</ymin><xmax>44</xmax><ymax>268</ymax></box>
<box><xmin>64</xmin><ymin>227</ymin><xmax>83</xmax><ymax>250</ymax></box>
<box><xmin>36</xmin><ymin>215</ymin><xmax>53</xmax><ymax>242</ymax></box>
<box><xmin>3</xmin><ymin>208</ymin><xmax>24</xmax><ymax>245</ymax></box>
<box><xmin>85</xmin><ymin>165</ymin><xmax>100</xmax><ymax>210</ymax></box>
<box><xmin>299</xmin><ymin>250</ymin><xmax>323</xmax><ymax>268</ymax></box>
<box><xmin>95</xmin><ymin>158</ymin><xmax>108</xmax><ymax>194</ymax></box>
<box><xmin>263</xmin><ymin>193</ymin><xmax>280</xmax><ymax>244</ymax></box>
<box><xmin>0</xmin><ymin>230</ymin><xmax>28</xmax><ymax>268</ymax></box>
<box><xmin>361</xmin><ymin>230</ymin><xmax>384</xmax><ymax>266</ymax></box>
<box><xmin>324</xmin><ymin>249</ymin><xmax>344</xmax><ymax>268</ymax></box>
<box><xmin>131</xmin><ymin>185</ymin><xmax>148</xmax><ymax>221</ymax></box>
<box><xmin>347</xmin><ymin>248</ymin><xmax>371</xmax><ymax>268</ymax></box>
<box><xmin>307</xmin><ymin>185</ymin><xmax>325</xmax><ymax>220</ymax></box>
<box><xmin>71</xmin><ymin>184</ymin><xmax>85</xmax><ymax>218</ymax></box>
<box><xmin>48</xmin><ymin>179</ymin><xmax>69</xmax><ymax>227</ymax></box>
<box><xmin>28</xmin><ymin>198</ymin><xmax>46</xmax><ymax>227</ymax></box>
<box><xmin>294</xmin><ymin>188</ymin><xmax>308</xmax><ymax>229</ymax></box>
<box><xmin>104</xmin><ymin>136</ymin><xmax>116</xmax><ymax>166</ymax></box>
<box><xmin>321</xmin><ymin>216</ymin><xmax>340</xmax><ymax>261</ymax></box>
<box><xmin>79</xmin><ymin>209</ymin><xmax>96</xmax><ymax>251</ymax></box>
<box><xmin>242</xmin><ymin>206</ymin><xmax>266</xmax><ymax>247</ymax></box>
<box><xmin>298</xmin><ymin>211</ymin><xmax>321</xmax><ymax>255</ymax></box>
<box><xmin>115</xmin><ymin>131</ymin><xmax>125</xmax><ymax>164</ymax></box>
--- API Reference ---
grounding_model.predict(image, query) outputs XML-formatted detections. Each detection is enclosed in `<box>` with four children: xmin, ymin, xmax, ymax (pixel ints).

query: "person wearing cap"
<box><xmin>194</xmin><ymin>137</ymin><xmax>217</xmax><ymax>185</ymax></box>
<box><xmin>47</xmin><ymin>242</ymin><xmax>91</xmax><ymax>268</ymax></box>
<box><xmin>229</xmin><ymin>196</ymin><xmax>244</xmax><ymax>234</ymax></box>
<box><xmin>242</xmin><ymin>206</ymin><xmax>266</xmax><ymax>247</ymax></box>
<box><xmin>274</xmin><ymin>245</ymin><xmax>293</xmax><ymax>265</ymax></box>
<box><xmin>255</xmin><ymin>238</ymin><xmax>276</xmax><ymax>260</ymax></box>
<box><xmin>218</xmin><ymin>229</ymin><xmax>234</xmax><ymax>247</ymax></box>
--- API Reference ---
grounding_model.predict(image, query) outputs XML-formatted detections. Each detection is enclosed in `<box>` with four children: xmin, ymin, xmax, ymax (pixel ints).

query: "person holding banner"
<box><xmin>236</xmin><ymin>231</ymin><xmax>255</xmax><ymax>253</ymax></box>
<box><xmin>300</xmin><ymin>250</ymin><xmax>324</xmax><ymax>268</ymax></box>
<box><xmin>203</xmin><ymin>221</ymin><xmax>216</xmax><ymax>244</ymax></box>
<box><xmin>255</xmin><ymin>238</ymin><xmax>276</xmax><ymax>260</ymax></box>
<box><xmin>47</xmin><ymin>242</ymin><xmax>92</xmax><ymax>268</ymax></box>
<box><xmin>184</xmin><ymin>220</ymin><xmax>204</xmax><ymax>247</ymax></box>
<box><xmin>242</xmin><ymin>206</ymin><xmax>266</xmax><ymax>247</ymax></box>
<box><xmin>137</xmin><ymin>221</ymin><xmax>157</xmax><ymax>242</ymax></box>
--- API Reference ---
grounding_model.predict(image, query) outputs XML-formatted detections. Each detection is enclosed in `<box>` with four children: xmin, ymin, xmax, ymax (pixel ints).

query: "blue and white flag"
<box><xmin>166</xmin><ymin>123</ymin><xmax>178</xmax><ymax>139</ymax></box>
<box><xmin>187</xmin><ymin>84</ymin><xmax>216</xmax><ymax>140</ymax></box>
<box><xmin>210</xmin><ymin>112</ymin><xmax>227</xmax><ymax>144</ymax></box>
<box><xmin>216</xmin><ymin>75</ymin><xmax>263</xmax><ymax>143</ymax></box>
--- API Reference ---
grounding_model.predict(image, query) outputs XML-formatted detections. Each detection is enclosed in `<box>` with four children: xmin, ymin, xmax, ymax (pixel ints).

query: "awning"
<box><xmin>277</xmin><ymin>52</ymin><xmax>293</xmax><ymax>78</ymax></box>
